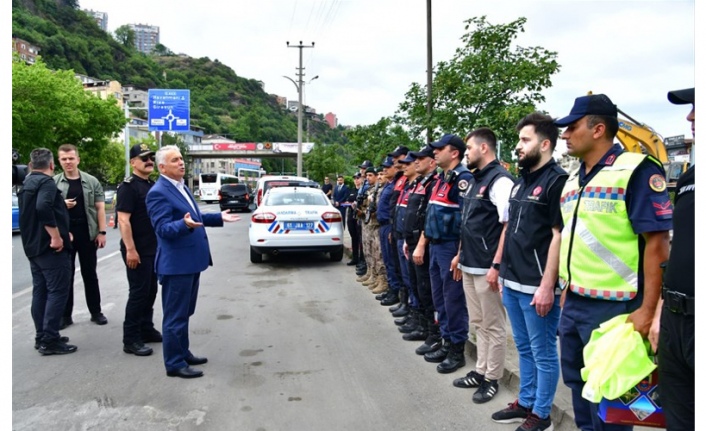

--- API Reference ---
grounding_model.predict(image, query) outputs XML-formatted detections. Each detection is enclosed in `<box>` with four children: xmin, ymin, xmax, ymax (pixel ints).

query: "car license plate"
<box><xmin>229</xmin><ymin>200</ymin><xmax>239</xmax><ymax>203</ymax></box>
<box><xmin>284</xmin><ymin>222</ymin><xmax>314</xmax><ymax>230</ymax></box>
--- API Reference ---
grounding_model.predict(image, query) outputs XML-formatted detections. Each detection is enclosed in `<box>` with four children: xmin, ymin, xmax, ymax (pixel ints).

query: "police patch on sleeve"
<box><xmin>458</xmin><ymin>179</ymin><xmax>469</xmax><ymax>191</ymax></box>
<box><xmin>648</xmin><ymin>174</ymin><xmax>667</xmax><ymax>192</ymax></box>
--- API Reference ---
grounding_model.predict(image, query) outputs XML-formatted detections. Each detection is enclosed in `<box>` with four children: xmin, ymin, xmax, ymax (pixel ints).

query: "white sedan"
<box><xmin>248</xmin><ymin>186</ymin><xmax>344</xmax><ymax>263</ymax></box>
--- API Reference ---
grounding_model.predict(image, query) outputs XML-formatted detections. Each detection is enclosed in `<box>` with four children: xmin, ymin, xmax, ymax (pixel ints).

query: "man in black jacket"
<box><xmin>18</xmin><ymin>148</ymin><xmax>77</xmax><ymax>355</ymax></box>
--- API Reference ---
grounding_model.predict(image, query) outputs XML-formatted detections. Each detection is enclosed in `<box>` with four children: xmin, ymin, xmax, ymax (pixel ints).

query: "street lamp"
<box><xmin>283</xmin><ymin>74</ymin><xmax>318</xmax><ymax>177</ymax></box>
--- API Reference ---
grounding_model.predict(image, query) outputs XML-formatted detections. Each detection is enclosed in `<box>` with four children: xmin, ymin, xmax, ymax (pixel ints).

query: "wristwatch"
<box><xmin>492</xmin><ymin>262</ymin><xmax>501</xmax><ymax>270</ymax></box>
<box><xmin>98</xmin><ymin>231</ymin><xmax>107</xmax><ymax>235</ymax></box>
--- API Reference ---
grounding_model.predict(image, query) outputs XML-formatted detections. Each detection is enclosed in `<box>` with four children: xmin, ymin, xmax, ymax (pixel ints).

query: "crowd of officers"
<box><xmin>342</xmin><ymin>90</ymin><xmax>694</xmax><ymax>431</ymax></box>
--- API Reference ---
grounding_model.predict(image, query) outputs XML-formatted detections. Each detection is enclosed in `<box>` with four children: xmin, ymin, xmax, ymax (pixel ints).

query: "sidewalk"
<box><xmin>340</xmin><ymin>230</ymin><xmax>580</xmax><ymax>431</ymax></box>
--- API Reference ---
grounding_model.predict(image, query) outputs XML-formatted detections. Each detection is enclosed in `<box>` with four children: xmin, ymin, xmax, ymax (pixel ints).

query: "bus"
<box><xmin>198</xmin><ymin>173</ymin><xmax>239</xmax><ymax>203</ymax></box>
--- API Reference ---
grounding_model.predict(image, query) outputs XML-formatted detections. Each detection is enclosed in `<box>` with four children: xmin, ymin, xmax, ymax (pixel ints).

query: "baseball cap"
<box><xmin>381</xmin><ymin>156</ymin><xmax>395</xmax><ymax>168</ymax></box>
<box><xmin>409</xmin><ymin>144</ymin><xmax>435</xmax><ymax>159</ymax></box>
<box><xmin>365</xmin><ymin>166</ymin><xmax>377</xmax><ymax>174</ymax></box>
<box><xmin>429</xmin><ymin>134</ymin><xmax>466</xmax><ymax>153</ymax></box>
<box><xmin>667</xmin><ymin>88</ymin><xmax>694</xmax><ymax>105</ymax></box>
<box><xmin>130</xmin><ymin>143</ymin><xmax>155</xmax><ymax>159</ymax></box>
<box><xmin>399</xmin><ymin>153</ymin><xmax>415</xmax><ymax>163</ymax></box>
<box><xmin>353</xmin><ymin>172</ymin><xmax>362</xmax><ymax>179</ymax></box>
<box><xmin>388</xmin><ymin>146</ymin><xmax>410</xmax><ymax>157</ymax></box>
<box><xmin>358</xmin><ymin>160</ymin><xmax>373</xmax><ymax>169</ymax></box>
<box><xmin>554</xmin><ymin>94</ymin><xmax>617</xmax><ymax>127</ymax></box>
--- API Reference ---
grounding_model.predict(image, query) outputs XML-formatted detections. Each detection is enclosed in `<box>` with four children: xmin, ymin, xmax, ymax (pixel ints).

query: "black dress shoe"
<box><xmin>391</xmin><ymin>305</ymin><xmax>410</xmax><ymax>317</ymax></box>
<box><xmin>59</xmin><ymin>317</ymin><xmax>73</xmax><ymax>330</ymax></box>
<box><xmin>394</xmin><ymin>315</ymin><xmax>409</xmax><ymax>326</ymax></box>
<box><xmin>38</xmin><ymin>341</ymin><xmax>78</xmax><ymax>356</ymax></box>
<box><xmin>185</xmin><ymin>355</ymin><xmax>208</xmax><ymax>365</ymax></box>
<box><xmin>142</xmin><ymin>329</ymin><xmax>163</xmax><ymax>343</ymax></box>
<box><xmin>166</xmin><ymin>366</ymin><xmax>203</xmax><ymax>378</ymax></box>
<box><xmin>123</xmin><ymin>342</ymin><xmax>153</xmax><ymax>356</ymax></box>
<box><xmin>35</xmin><ymin>336</ymin><xmax>69</xmax><ymax>350</ymax></box>
<box><xmin>90</xmin><ymin>313</ymin><xmax>108</xmax><ymax>325</ymax></box>
<box><xmin>380</xmin><ymin>294</ymin><xmax>400</xmax><ymax>306</ymax></box>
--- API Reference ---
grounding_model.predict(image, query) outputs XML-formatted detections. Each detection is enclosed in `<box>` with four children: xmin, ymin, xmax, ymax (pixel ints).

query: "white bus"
<box><xmin>198</xmin><ymin>173</ymin><xmax>239</xmax><ymax>203</ymax></box>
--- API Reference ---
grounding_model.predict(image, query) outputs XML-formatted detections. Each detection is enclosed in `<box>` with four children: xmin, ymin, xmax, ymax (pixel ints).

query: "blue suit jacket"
<box><xmin>146</xmin><ymin>176</ymin><xmax>223</xmax><ymax>276</ymax></box>
<box><xmin>333</xmin><ymin>184</ymin><xmax>350</xmax><ymax>205</ymax></box>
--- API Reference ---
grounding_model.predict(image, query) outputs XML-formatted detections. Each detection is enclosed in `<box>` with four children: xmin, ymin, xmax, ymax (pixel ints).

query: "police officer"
<box><xmin>345</xmin><ymin>173</ymin><xmax>363</xmax><ymax>266</ymax></box>
<box><xmin>649</xmin><ymin>87</ymin><xmax>695</xmax><ymax>431</ymax></box>
<box><xmin>403</xmin><ymin>146</ymin><xmax>442</xmax><ymax>355</ymax></box>
<box><xmin>375</xmin><ymin>156</ymin><xmax>404</xmax><ymax>306</ymax></box>
<box><xmin>451</xmin><ymin>127</ymin><xmax>514</xmax><ymax>398</ymax></box>
<box><xmin>354</xmin><ymin>161</ymin><xmax>373</xmax><ymax>277</ymax></box>
<box><xmin>422</xmin><ymin>134</ymin><xmax>473</xmax><ymax>374</ymax></box>
<box><xmin>555</xmin><ymin>94</ymin><xmax>672</xmax><ymax>431</ymax></box>
<box><xmin>117</xmin><ymin>144</ymin><xmax>162</xmax><ymax>357</ymax></box>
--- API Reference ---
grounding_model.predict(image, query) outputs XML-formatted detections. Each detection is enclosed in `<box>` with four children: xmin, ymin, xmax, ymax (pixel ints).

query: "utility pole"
<box><xmin>286</xmin><ymin>41</ymin><xmax>315</xmax><ymax>177</ymax></box>
<box><xmin>426</xmin><ymin>0</ymin><xmax>433</xmax><ymax>144</ymax></box>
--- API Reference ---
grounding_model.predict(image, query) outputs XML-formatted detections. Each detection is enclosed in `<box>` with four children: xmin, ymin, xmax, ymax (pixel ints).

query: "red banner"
<box><xmin>213</xmin><ymin>143</ymin><xmax>256</xmax><ymax>151</ymax></box>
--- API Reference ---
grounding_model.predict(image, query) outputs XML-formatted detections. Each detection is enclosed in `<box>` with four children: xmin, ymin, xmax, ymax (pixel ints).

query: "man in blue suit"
<box><xmin>332</xmin><ymin>175</ymin><xmax>350</xmax><ymax>230</ymax></box>
<box><xmin>146</xmin><ymin>145</ymin><xmax>241</xmax><ymax>379</ymax></box>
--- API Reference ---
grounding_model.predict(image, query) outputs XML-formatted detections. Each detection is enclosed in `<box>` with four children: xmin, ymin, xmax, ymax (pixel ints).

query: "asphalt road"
<box><xmin>12</xmin><ymin>203</ymin><xmax>518</xmax><ymax>431</ymax></box>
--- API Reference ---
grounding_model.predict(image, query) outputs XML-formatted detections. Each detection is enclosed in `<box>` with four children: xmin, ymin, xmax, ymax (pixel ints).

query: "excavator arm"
<box><xmin>616</xmin><ymin>110</ymin><xmax>669</xmax><ymax>164</ymax></box>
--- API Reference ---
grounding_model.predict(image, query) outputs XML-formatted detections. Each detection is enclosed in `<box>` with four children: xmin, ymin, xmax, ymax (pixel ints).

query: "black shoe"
<box><xmin>38</xmin><ymin>341</ymin><xmax>78</xmax><ymax>355</ymax></box>
<box><xmin>59</xmin><ymin>317</ymin><xmax>73</xmax><ymax>330</ymax></box>
<box><xmin>355</xmin><ymin>265</ymin><xmax>367</xmax><ymax>276</ymax></box>
<box><xmin>402</xmin><ymin>329</ymin><xmax>427</xmax><ymax>341</ymax></box>
<box><xmin>436</xmin><ymin>344</ymin><xmax>466</xmax><ymax>374</ymax></box>
<box><xmin>123</xmin><ymin>342</ymin><xmax>153</xmax><ymax>356</ymax></box>
<box><xmin>388</xmin><ymin>302</ymin><xmax>402</xmax><ymax>312</ymax></box>
<box><xmin>346</xmin><ymin>259</ymin><xmax>359</xmax><ymax>266</ymax></box>
<box><xmin>380</xmin><ymin>293</ymin><xmax>400</xmax><ymax>306</ymax></box>
<box><xmin>416</xmin><ymin>335</ymin><xmax>442</xmax><ymax>355</ymax></box>
<box><xmin>398</xmin><ymin>317</ymin><xmax>419</xmax><ymax>333</ymax></box>
<box><xmin>394</xmin><ymin>315</ymin><xmax>409</xmax><ymax>326</ymax></box>
<box><xmin>491</xmin><ymin>400</ymin><xmax>532</xmax><ymax>424</ymax></box>
<box><xmin>142</xmin><ymin>329</ymin><xmax>163</xmax><ymax>343</ymax></box>
<box><xmin>35</xmin><ymin>336</ymin><xmax>69</xmax><ymax>350</ymax></box>
<box><xmin>453</xmin><ymin>370</ymin><xmax>485</xmax><ymax>388</ymax></box>
<box><xmin>166</xmin><ymin>366</ymin><xmax>203</xmax><ymax>379</ymax></box>
<box><xmin>185</xmin><ymin>355</ymin><xmax>208</xmax><ymax>366</ymax></box>
<box><xmin>424</xmin><ymin>340</ymin><xmax>450</xmax><ymax>363</ymax></box>
<box><xmin>391</xmin><ymin>305</ymin><xmax>409</xmax><ymax>317</ymax></box>
<box><xmin>473</xmin><ymin>379</ymin><xmax>499</xmax><ymax>404</ymax></box>
<box><xmin>90</xmin><ymin>313</ymin><xmax>108</xmax><ymax>325</ymax></box>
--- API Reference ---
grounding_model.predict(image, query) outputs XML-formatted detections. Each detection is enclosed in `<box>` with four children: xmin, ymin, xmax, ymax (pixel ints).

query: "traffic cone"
<box><xmin>108</xmin><ymin>214</ymin><xmax>115</xmax><ymax>228</ymax></box>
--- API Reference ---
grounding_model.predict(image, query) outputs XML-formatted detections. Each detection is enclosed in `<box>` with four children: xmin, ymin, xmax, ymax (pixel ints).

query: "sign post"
<box><xmin>148</xmin><ymin>89</ymin><xmax>191</xmax><ymax>133</ymax></box>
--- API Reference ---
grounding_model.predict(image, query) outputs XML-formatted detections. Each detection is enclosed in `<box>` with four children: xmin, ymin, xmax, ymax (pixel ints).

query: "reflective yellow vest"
<box><xmin>559</xmin><ymin>152</ymin><xmax>651</xmax><ymax>301</ymax></box>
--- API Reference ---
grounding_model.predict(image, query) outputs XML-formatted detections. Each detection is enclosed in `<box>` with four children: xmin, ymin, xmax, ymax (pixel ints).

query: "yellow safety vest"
<box><xmin>559</xmin><ymin>152</ymin><xmax>649</xmax><ymax>301</ymax></box>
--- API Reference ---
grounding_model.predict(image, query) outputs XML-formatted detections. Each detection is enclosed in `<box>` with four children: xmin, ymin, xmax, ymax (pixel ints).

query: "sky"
<box><xmin>75</xmin><ymin>0</ymin><xmax>697</xmax><ymax>151</ymax></box>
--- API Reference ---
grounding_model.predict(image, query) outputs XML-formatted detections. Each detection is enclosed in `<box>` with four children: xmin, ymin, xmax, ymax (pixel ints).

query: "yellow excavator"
<box><xmin>615</xmin><ymin>108</ymin><xmax>688</xmax><ymax>190</ymax></box>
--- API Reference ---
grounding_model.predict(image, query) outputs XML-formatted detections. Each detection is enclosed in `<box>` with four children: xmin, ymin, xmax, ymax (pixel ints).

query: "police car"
<box><xmin>248</xmin><ymin>186</ymin><xmax>344</xmax><ymax>263</ymax></box>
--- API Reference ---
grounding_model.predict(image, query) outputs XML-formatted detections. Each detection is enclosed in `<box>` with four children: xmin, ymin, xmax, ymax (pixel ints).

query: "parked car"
<box><xmin>248</xmin><ymin>186</ymin><xmax>344</xmax><ymax>263</ymax></box>
<box><xmin>104</xmin><ymin>190</ymin><xmax>116</xmax><ymax>205</ymax></box>
<box><xmin>253</xmin><ymin>175</ymin><xmax>319</xmax><ymax>207</ymax></box>
<box><xmin>218</xmin><ymin>184</ymin><xmax>252</xmax><ymax>212</ymax></box>
<box><xmin>12</xmin><ymin>193</ymin><xmax>19</xmax><ymax>233</ymax></box>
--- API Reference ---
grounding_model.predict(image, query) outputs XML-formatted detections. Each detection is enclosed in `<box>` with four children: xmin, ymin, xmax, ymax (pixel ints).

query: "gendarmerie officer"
<box><xmin>117</xmin><ymin>144</ymin><xmax>162</xmax><ymax>357</ymax></box>
<box><xmin>421</xmin><ymin>134</ymin><xmax>473</xmax><ymax>373</ymax></box>
<box><xmin>375</xmin><ymin>157</ymin><xmax>403</xmax><ymax>306</ymax></box>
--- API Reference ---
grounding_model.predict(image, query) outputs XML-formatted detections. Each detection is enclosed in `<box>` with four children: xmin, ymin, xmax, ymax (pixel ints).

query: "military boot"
<box><xmin>424</xmin><ymin>338</ymin><xmax>450</xmax><ymax>363</ymax></box>
<box><xmin>370</xmin><ymin>277</ymin><xmax>388</xmax><ymax>294</ymax></box>
<box><xmin>436</xmin><ymin>342</ymin><xmax>466</xmax><ymax>373</ymax></box>
<box><xmin>394</xmin><ymin>315</ymin><xmax>410</xmax><ymax>326</ymax></box>
<box><xmin>398</xmin><ymin>309</ymin><xmax>420</xmax><ymax>333</ymax></box>
<box><xmin>403</xmin><ymin>313</ymin><xmax>428</xmax><ymax>341</ymax></box>
<box><xmin>360</xmin><ymin>272</ymin><xmax>375</xmax><ymax>285</ymax></box>
<box><xmin>355</xmin><ymin>261</ymin><xmax>368</xmax><ymax>276</ymax></box>
<box><xmin>416</xmin><ymin>319</ymin><xmax>442</xmax><ymax>355</ymax></box>
<box><xmin>356</xmin><ymin>270</ymin><xmax>371</xmax><ymax>282</ymax></box>
<box><xmin>389</xmin><ymin>288</ymin><xmax>408</xmax><ymax>312</ymax></box>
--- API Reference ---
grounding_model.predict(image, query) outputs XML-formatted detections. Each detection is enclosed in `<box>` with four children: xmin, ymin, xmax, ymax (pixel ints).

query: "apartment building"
<box><xmin>128</xmin><ymin>23</ymin><xmax>160</xmax><ymax>54</ymax></box>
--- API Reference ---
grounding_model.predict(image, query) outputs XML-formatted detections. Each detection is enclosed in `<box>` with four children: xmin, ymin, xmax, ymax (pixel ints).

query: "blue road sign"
<box><xmin>148</xmin><ymin>89</ymin><xmax>190</xmax><ymax>131</ymax></box>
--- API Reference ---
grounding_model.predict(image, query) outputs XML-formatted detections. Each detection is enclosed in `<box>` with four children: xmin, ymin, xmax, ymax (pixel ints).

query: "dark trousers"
<box><xmin>30</xmin><ymin>250</ymin><xmax>71</xmax><ymax>344</ymax></box>
<box><xmin>559</xmin><ymin>291</ymin><xmax>640</xmax><ymax>431</ymax></box>
<box><xmin>658</xmin><ymin>307</ymin><xmax>694</xmax><ymax>431</ymax></box>
<box><xmin>65</xmin><ymin>222</ymin><xmax>102</xmax><ymax>318</ymax></box>
<box><xmin>122</xmin><ymin>252</ymin><xmax>158</xmax><ymax>344</ymax></box>
<box><xmin>347</xmin><ymin>213</ymin><xmax>360</xmax><ymax>262</ymax></box>
<box><xmin>357</xmin><ymin>218</ymin><xmax>365</xmax><ymax>264</ymax></box>
<box><xmin>379</xmin><ymin>224</ymin><xmax>402</xmax><ymax>293</ymax></box>
<box><xmin>429</xmin><ymin>241</ymin><xmax>468</xmax><ymax>344</ymax></box>
<box><xmin>396</xmin><ymin>239</ymin><xmax>414</xmax><ymax>304</ymax></box>
<box><xmin>338</xmin><ymin>206</ymin><xmax>347</xmax><ymax>230</ymax></box>
<box><xmin>160</xmin><ymin>272</ymin><xmax>200</xmax><ymax>372</ymax></box>
<box><xmin>407</xmin><ymin>240</ymin><xmax>434</xmax><ymax>319</ymax></box>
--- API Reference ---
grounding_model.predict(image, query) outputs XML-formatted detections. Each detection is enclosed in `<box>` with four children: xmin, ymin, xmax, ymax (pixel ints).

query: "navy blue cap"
<box><xmin>353</xmin><ymin>172</ymin><xmax>362</xmax><ymax>178</ymax></box>
<box><xmin>381</xmin><ymin>156</ymin><xmax>394</xmax><ymax>168</ymax></box>
<box><xmin>409</xmin><ymin>144</ymin><xmax>435</xmax><ymax>159</ymax></box>
<box><xmin>554</xmin><ymin>94</ymin><xmax>617</xmax><ymax>127</ymax></box>
<box><xmin>387</xmin><ymin>146</ymin><xmax>410</xmax><ymax>157</ymax></box>
<box><xmin>399</xmin><ymin>153</ymin><xmax>415</xmax><ymax>163</ymax></box>
<box><xmin>429</xmin><ymin>134</ymin><xmax>466</xmax><ymax>153</ymax></box>
<box><xmin>358</xmin><ymin>160</ymin><xmax>373</xmax><ymax>169</ymax></box>
<box><xmin>667</xmin><ymin>88</ymin><xmax>694</xmax><ymax>105</ymax></box>
<box><xmin>365</xmin><ymin>166</ymin><xmax>377</xmax><ymax>174</ymax></box>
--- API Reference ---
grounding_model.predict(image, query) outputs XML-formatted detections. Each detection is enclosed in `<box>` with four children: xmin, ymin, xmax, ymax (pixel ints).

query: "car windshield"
<box><xmin>265</xmin><ymin>192</ymin><xmax>328</xmax><ymax>206</ymax></box>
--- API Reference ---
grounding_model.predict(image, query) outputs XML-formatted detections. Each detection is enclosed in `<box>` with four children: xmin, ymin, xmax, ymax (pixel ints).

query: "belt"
<box><xmin>662</xmin><ymin>287</ymin><xmax>695</xmax><ymax>316</ymax></box>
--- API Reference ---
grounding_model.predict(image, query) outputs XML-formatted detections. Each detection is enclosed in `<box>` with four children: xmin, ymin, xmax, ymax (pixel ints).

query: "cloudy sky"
<box><xmin>78</xmin><ymin>0</ymin><xmax>696</xmax><ymax>148</ymax></box>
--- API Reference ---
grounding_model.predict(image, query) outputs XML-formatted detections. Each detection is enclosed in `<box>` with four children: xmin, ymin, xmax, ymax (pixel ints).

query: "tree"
<box><xmin>304</xmin><ymin>143</ymin><xmax>347</xmax><ymax>181</ymax></box>
<box><xmin>344</xmin><ymin>117</ymin><xmax>422</xmax><ymax>167</ymax></box>
<box><xmin>395</xmin><ymin>16</ymin><xmax>560</xmax><ymax>161</ymax></box>
<box><xmin>12</xmin><ymin>56</ymin><xmax>127</xmax><ymax>178</ymax></box>
<box><xmin>114</xmin><ymin>25</ymin><xmax>135</xmax><ymax>49</ymax></box>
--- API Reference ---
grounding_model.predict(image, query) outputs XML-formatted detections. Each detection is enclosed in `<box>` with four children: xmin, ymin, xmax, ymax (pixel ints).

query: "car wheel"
<box><xmin>250</xmin><ymin>246</ymin><xmax>263</xmax><ymax>263</ymax></box>
<box><xmin>329</xmin><ymin>247</ymin><xmax>344</xmax><ymax>262</ymax></box>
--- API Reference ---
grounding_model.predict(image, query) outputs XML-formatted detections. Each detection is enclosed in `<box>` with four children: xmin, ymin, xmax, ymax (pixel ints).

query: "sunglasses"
<box><xmin>139</xmin><ymin>154</ymin><xmax>155</xmax><ymax>162</ymax></box>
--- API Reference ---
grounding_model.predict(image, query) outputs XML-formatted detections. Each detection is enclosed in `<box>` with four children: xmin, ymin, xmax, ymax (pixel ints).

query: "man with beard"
<box><xmin>488</xmin><ymin>113</ymin><xmax>568</xmax><ymax>431</ymax></box>
<box><xmin>451</xmin><ymin>127</ymin><xmax>514</xmax><ymax>399</ymax></box>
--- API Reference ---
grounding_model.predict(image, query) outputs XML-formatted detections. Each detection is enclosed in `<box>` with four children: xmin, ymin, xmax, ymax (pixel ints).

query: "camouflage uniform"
<box><xmin>361</xmin><ymin>180</ymin><xmax>387</xmax><ymax>293</ymax></box>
